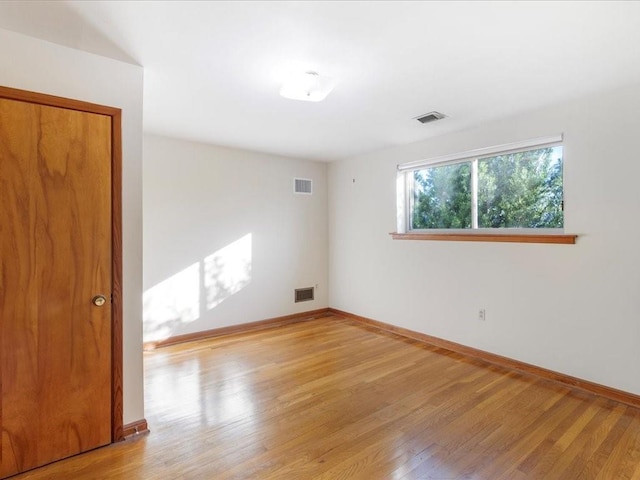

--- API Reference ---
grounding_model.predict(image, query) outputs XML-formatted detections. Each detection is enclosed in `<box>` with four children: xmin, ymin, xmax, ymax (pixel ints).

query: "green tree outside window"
<box><xmin>412</xmin><ymin>147</ymin><xmax>563</xmax><ymax>230</ymax></box>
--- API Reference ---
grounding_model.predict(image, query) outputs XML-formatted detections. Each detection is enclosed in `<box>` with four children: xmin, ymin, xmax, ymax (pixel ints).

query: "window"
<box><xmin>396</xmin><ymin>135</ymin><xmax>567</xmax><ymax>238</ymax></box>
<box><xmin>411</xmin><ymin>145</ymin><xmax>563</xmax><ymax>230</ymax></box>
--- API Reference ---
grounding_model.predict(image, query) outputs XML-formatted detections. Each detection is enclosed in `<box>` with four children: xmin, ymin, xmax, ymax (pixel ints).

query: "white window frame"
<box><xmin>396</xmin><ymin>134</ymin><xmax>564</xmax><ymax>235</ymax></box>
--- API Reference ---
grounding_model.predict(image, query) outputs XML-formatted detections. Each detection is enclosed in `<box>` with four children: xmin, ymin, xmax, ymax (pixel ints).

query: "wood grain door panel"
<box><xmin>0</xmin><ymin>99</ymin><xmax>112</xmax><ymax>477</ymax></box>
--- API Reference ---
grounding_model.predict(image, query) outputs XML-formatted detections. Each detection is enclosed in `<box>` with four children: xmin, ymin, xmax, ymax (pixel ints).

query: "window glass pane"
<box><xmin>477</xmin><ymin>146</ymin><xmax>563</xmax><ymax>228</ymax></box>
<box><xmin>412</xmin><ymin>162</ymin><xmax>472</xmax><ymax>229</ymax></box>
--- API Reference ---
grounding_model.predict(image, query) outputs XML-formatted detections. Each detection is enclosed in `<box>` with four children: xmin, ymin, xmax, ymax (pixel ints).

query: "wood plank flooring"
<box><xmin>11</xmin><ymin>315</ymin><xmax>640</xmax><ymax>479</ymax></box>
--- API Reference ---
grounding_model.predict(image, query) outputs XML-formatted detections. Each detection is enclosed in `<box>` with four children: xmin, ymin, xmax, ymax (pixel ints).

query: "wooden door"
<box><xmin>0</xmin><ymin>94</ymin><xmax>117</xmax><ymax>477</ymax></box>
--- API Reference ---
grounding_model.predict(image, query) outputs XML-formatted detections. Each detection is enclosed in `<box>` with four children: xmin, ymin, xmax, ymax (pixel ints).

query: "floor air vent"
<box><xmin>295</xmin><ymin>287</ymin><xmax>314</xmax><ymax>303</ymax></box>
<box><xmin>294</xmin><ymin>178</ymin><xmax>313</xmax><ymax>194</ymax></box>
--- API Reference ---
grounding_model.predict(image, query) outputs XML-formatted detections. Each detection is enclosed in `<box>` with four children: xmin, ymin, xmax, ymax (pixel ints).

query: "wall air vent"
<box><xmin>415</xmin><ymin>111</ymin><xmax>446</xmax><ymax>124</ymax></box>
<box><xmin>295</xmin><ymin>287</ymin><xmax>314</xmax><ymax>303</ymax></box>
<box><xmin>294</xmin><ymin>178</ymin><xmax>313</xmax><ymax>194</ymax></box>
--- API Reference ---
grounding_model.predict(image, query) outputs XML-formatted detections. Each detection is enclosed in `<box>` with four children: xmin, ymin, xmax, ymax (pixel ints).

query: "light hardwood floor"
<box><xmin>12</xmin><ymin>315</ymin><xmax>640</xmax><ymax>479</ymax></box>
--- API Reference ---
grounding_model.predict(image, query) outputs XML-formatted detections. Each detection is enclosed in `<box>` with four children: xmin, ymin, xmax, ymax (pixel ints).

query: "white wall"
<box><xmin>329</xmin><ymin>83</ymin><xmax>640</xmax><ymax>395</ymax></box>
<box><xmin>0</xmin><ymin>28</ymin><xmax>145</xmax><ymax>424</ymax></box>
<box><xmin>143</xmin><ymin>134</ymin><xmax>328</xmax><ymax>342</ymax></box>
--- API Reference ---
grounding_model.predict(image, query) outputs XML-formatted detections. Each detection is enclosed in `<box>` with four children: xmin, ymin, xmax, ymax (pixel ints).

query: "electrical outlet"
<box><xmin>478</xmin><ymin>309</ymin><xmax>486</xmax><ymax>321</ymax></box>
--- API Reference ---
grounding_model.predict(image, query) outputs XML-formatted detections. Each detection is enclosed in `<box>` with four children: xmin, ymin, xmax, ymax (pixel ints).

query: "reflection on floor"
<box><xmin>12</xmin><ymin>315</ymin><xmax>640</xmax><ymax>479</ymax></box>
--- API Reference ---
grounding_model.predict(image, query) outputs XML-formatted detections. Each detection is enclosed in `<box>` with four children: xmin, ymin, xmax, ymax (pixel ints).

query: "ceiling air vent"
<box><xmin>415</xmin><ymin>111</ymin><xmax>446</xmax><ymax>124</ymax></box>
<box><xmin>294</xmin><ymin>178</ymin><xmax>313</xmax><ymax>194</ymax></box>
<box><xmin>295</xmin><ymin>287</ymin><xmax>314</xmax><ymax>303</ymax></box>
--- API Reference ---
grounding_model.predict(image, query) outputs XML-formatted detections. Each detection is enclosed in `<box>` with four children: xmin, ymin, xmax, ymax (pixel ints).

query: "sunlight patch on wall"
<box><xmin>143</xmin><ymin>233</ymin><xmax>253</xmax><ymax>343</ymax></box>
<box><xmin>143</xmin><ymin>262</ymin><xmax>200</xmax><ymax>343</ymax></box>
<box><xmin>204</xmin><ymin>234</ymin><xmax>252</xmax><ymax>310</ymax></box>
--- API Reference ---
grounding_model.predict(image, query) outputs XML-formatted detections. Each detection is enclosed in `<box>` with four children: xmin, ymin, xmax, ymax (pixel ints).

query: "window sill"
<box><xmin>390</xmin><ymin>232</ymin><xmax>577</xmax><ymax>244</ymax></box>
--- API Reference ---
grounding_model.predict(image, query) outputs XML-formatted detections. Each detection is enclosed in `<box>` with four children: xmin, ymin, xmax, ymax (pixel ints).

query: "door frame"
<box><xmin>0</xmin><ymin>85</ymin><xmax>125</xmax><ymax>442</ymax></box>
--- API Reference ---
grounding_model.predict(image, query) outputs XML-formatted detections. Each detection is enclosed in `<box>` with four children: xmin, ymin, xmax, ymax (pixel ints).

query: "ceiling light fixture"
<box><xmin>280</xmin><ymin>71</ymin><xmax>336</xmax><ymax>102</ymax></box>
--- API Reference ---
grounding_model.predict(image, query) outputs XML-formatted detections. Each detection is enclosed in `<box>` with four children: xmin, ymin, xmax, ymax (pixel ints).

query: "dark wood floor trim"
<box><xmin>329</xmin><ymin>308</ymin><xmax>640</xmax><ymax>409</ymax></box>
<box><xmin>122</xmin><ymin>419</ymin><xmax>149</xmax><ymax>439</ymax></box>
<box><xmin>144</xmin><ymin>308</ymin><xmax>332</xmax><ymax>350</ymax></box>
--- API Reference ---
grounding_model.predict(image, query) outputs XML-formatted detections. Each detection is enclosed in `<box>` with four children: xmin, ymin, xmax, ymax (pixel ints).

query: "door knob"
<box><xmin>92</xmin><ymin>295</ymin><xmax>107</xmax><ymax>307</ymax></box>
